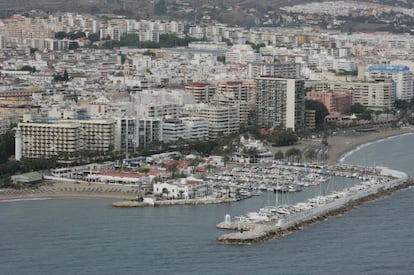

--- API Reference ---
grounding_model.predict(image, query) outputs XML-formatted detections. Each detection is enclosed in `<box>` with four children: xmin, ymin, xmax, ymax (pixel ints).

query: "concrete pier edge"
<box><xmin>217</xmin><ymin>167</ymin><xmax>412</xmax><ymax>244</ymax></box>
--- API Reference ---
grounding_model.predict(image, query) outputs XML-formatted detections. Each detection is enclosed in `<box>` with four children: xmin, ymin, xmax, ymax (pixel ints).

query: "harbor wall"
<box><xmin>218</xmin><ymin>167</ymin><xmax>410</xmax><ymax>244</ymax></box>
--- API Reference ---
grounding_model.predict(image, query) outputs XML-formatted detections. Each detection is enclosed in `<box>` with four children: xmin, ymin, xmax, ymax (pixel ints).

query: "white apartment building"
<box><xmin>308</xmin><ymin>79</ymin><xmax>395</xmax><ymax>110</ymax></box>
<box><xmin>136</xmin><ymin>103</ymin><xmax>182</xmax><ymax>119</ymax></box>
<box><xmin>114</xmin><ymin>117</ymin><xmax>162</xmax><ymax>152</ymax></box>
<box><xmin>256</xmin><ymin>77</ymin><xmax>305</xmax><ymax>131</ymax></box>
<box><xmin>16</xmin><ymin>122</ymin><xmax>81</xmax><ymax>160</ymax></box>
<box><xmin>217</xmin><ymin>80</ymin><xmax>255</xmax><ymax>103</ymax></box>
<box><xmin>80</xmin><ymin>119</ymin><xmax>115</xmax><ymax>152</ymax></box>
<box><xmin>15</xmin><ymin>119</ymin><xmax>116</xmax><ymax>160</ymax></box>
<box><xmin>334</xmin><ymin>59</ymin><xmax>357</xmax><ymax>72</ymax></box>
<box><xmin>181</xmin><ymin>117</ymin><xmax>209</xmax><ymax>141</ymax></box>
<box><xmin>139</xmin><ymin>30</ymin><xmax>160</xmax><ymax>43</ymax></box>
<box><xmin>197</xmin><ymin>104</ymin><xmax>240</xmax><ymax>139</ymax></box>
<box><xmin>225</xmin><ymin>45</ymin><xmax>258</xmax><ymax>64</ymax></box>
<box><xmin>247</xmin><ymin>62</ymin><xmax>301</xmax><ymax>78</ymax></box>
<box><xmin>211</xmin><ymin>91</ymin><xmax>251</xmax><ymax>126</ymax></box>
<box><xmin>162</xmin><ymin>118</ymin><xmax>186</xmax><ymax>143</ymax></box>
<box><xmin>367</xmin><ymin>65</ymin><xmax>414</xmax><ymax>101</ymax></box>
<box><xmin>185</xmin><ymin>82</ymin><xmax>216</xmax><ymax>103</ymax></box>
<box><xmin>337</xmin><ymin>80</ymin><xmax>395</xmax><ymax>110</ymax></box>
<box><xmin>0</xmin><ymin>116</ymin><xmax>10</xmax><ymax>135</ymax></box>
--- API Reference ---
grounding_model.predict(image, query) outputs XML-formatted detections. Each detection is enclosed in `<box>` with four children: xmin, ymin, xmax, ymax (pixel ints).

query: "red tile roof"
<box><xmin>97</xmin><ymin>169</ymin><xmax>144</xmax><ymax>179</ymax></box>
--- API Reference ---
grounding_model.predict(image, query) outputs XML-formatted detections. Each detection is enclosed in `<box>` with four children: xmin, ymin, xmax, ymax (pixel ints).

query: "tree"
<box><xmin>305</xmin><ymin>149</ymin><xmax>317</xmax><ymax>161</ymax></box>
<box><xmin>63</xmin><ymin>70</ymin><xmax>69</xmax><ymax>81</ymax></box>
<box><xmin>120</xmin><ymin>54</ymin><xmax>127</xmax><ymax>64</ymax></box>
<box><xmin>349</xmin><ymin>103</ymin><xmax>372</xmax><ymax>120</ymax></box>
<box><xmin>20</xmin><ymin>65</ymin><xmax>36</xmax><ymax>73</ymax></box>
<box><xmin>88</xmin><ymin>33</ymin><xmax>100</xmax><ymax>43</ymax></box>
<box><xmin>138</xmin><ymin>167</ymin><xmax>150</xmax><ymax>174</ymax></box>
<box><xmin>67</xmin><ymin>31</ymin><xmax>86</xmax><ymax>40</ymax></box>
<box><xmin>285</xmin><ymin>148</ymin><xmax>302</xmax><ymax>162</ymax></box>
<box><xmin>0</xmin><ymin>129</ymin><xmax>15</xmax><ymax>164</ymax></box>
<box><xmin>55</xmin><ymin>31</ymin><xmax>66</xmax><ymax>40</ymax></box>
<box><xmin>192</xmin><ymin>140</ymin><xmax>218</xmax><ymax>156</ymax></box>
<box><xmin>272</xmin><ymin>129</ymin><xmax>298</xmax><ymax>146</ymax></box>
<box><xmin>166</xmin><ymin>164</ymin><xmax>178</xmax><ymax>178</ymax></box>
<box><xmin>274</xmin><ymin>150</ymin><xmax>284</xmax><ymax>160</ymax></box>
<box><xmin>305</xmin><ymin>100</ymin><xmax>329</xmax><ymax>131</ymax></box>
<box><xmin>68</xmin><ymin>42</ymin><xmax>79</xmax><ymax>50</ymax></box>
<box><xmin>143</xmin><ymin>50</ymin><xmax>155</xmax><ymax>56</ymax></box>
<box><xmin>349</xmin><ymin>103</ymin><xmax>367</xmax><ymax>114</ymax></box>
<box><xmin>154</xmin><ymin>0</ymin><xmax>167</xmax><ymax>15</ymax></box>
<box><xmin>188</xmin><ymin>158</ymin><xmax>202</xmax><ymax>173</ymax></box>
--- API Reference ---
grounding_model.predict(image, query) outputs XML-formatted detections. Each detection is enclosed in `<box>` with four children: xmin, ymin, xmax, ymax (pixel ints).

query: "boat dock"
<box><xmin>112</xmin><ymin>197</ymin><xmax>239</xmax><ymax>207</ymax></box>
<box><xmin>217</xmin><ymin>167</ymin><xmax>411</xmax><ymax>244</ymax></box>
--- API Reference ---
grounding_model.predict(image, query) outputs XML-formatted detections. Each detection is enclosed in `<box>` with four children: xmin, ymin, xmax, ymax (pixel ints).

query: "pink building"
<box><xmin>307</xmin><ymin>90</ymin><xmax>353</xmax><ymax>114</ymax></box>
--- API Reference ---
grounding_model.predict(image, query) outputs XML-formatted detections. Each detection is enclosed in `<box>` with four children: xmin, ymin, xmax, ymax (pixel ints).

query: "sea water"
<box><xmin>1</xmin><ymin>134</ymin><xmax>414</xmax><ymax>274</ymax></box>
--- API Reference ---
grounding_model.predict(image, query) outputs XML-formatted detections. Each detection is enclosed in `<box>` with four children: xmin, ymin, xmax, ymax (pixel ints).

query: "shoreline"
<box><xmin>327</xmin><ymin>126</ymin><xmax>414</xmax><ymax>164</ymax></box>
<box><xmin>0</xmin><ymin>181</ymin><xmax>141</xmax><ymax>202</ymax></box>
<box><xmin>1</xmin><ymin>127</ymin><xmax>413</xmax><ymax>203</ymax></box>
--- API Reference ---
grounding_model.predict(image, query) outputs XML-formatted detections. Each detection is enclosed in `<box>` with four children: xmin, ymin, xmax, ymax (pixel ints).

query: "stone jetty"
<box><xmin>112</xmin><ymin>197</ymin><xmax>237</xmax><ymax>207</ymax></box>
<box><xmin>217</xmin><ymin>174</ymin><xmax>414</xmax><ymax>245</ymax></box>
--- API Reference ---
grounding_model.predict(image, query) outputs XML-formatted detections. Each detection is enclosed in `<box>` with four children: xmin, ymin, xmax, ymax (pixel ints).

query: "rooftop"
<box><xmin>368</xmin><ymin>64</ymin><xmax>410</xmax><ymax>72</ymax></box>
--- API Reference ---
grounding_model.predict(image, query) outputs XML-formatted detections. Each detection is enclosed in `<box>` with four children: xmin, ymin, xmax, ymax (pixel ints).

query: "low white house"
<box><xmin>11</xmin><ymin>172</ymin><xmax>43</xmax><ymax>185</ymax></box>
<box><xmin>153</xmin><ymin>177</ymin><xmax>211</xmax><ymax>199</ymax></box>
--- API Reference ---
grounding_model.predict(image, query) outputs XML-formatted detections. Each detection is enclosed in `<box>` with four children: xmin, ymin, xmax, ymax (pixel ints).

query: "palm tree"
<box><xmin>188</xmin><ymin>158</ymin><xmax>202</xmax><ymax>173</ymax></box>
<box><xmin>274</xmin><ymin>150</ymin><xmax>284</xmax><ymax>160</ymax></box>
<box><xmin>166</xmin><ymin>164</ymin><xmax>178</xmax><ymax>178</ymax></box>
<box><xmin>286</xmin><ymin>148</ymin><xmax>302</xmax><ymax>162</ymax></box>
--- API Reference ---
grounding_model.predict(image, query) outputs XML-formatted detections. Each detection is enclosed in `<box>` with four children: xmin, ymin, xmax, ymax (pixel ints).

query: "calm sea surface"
<box><xmin>1</xmin><ymin>134</ymin><xmax>414</xmax><ymax>274</ymax></box>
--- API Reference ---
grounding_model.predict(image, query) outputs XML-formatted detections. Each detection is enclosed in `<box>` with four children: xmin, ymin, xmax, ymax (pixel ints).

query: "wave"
<box><xmin>339</xmin><ymin>132</ymin><xmax>414</xmax><ymax>163</ymax></box>
<box><xmin>0</xmin><ymin>197</ymin><xmax>53</xmax><ymax>203</ymax></box>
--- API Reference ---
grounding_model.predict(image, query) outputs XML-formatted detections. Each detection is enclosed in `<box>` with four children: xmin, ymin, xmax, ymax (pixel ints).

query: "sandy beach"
<box><xmin>0</xmin><ymin>180</ymin><xmax>143</xmax><ymax>202</ymax></box>
<box><xmin>325</xmin><ymin>126</ymin><xmax>414</xmax><ymax>164</ymax></box>
<box><xmin>1</xmin><ymin>126</ymin><xmax>413</xmax><ymax>202</ymax></box>
<box><xmin>269</xmin><ymin>126</ymin><xmax>414</xmax><ymax>164</ymax></box>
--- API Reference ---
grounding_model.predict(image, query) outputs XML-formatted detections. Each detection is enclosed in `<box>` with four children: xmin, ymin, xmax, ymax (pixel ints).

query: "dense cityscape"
<box><xmin>1</xmin><ymin>1</ymin><xmax>414</xmax><ymax>269</ymax></box>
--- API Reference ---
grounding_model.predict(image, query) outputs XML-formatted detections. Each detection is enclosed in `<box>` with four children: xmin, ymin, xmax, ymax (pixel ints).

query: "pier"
<box><xmin>217</xmin><ymin>167</ymin><xmax>412</xmax><ymax>244</ymax></box>
<box><xmin>112</xmin><ymin>197</ymin><xmax>239</xmax><ymax>207</ymax></box>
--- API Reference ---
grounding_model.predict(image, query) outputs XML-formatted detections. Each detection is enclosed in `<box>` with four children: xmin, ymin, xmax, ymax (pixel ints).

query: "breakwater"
<box><xmin>112</xmin><ymin>197</ymin><xmax>238</xmax><ymax>207</ymax></box>
<box><xmin>217</xmin><ymin>167</ymin><xmax>411</xmax><ymax>244</ymax></box>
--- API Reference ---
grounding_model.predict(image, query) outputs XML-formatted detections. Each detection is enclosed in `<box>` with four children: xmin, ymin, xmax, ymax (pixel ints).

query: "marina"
<box><xmin>216</xmin><ymin>166</ymin><xmax>410</xmax><ymax>244</ymax></box>
<box><xmin>2</xmin><ymin>133</ymin><xmax>414</xmax><ymax>274</ymax></box>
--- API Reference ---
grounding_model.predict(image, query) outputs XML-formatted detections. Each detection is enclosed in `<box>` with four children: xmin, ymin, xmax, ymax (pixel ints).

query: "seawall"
<box><xmin>112</xmin><ymin>197</ymin><xmax>237</xmax><ymax>207</ymax></box>
<box><xmin>217</xmin><ymin>168</ymin><xmax>411</xmax><ymax>244</ymax></box>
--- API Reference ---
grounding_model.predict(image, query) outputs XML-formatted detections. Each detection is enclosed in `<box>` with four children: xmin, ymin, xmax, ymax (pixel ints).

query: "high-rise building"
<box><xmin>15</xmin><ymin>119</ymin><xmax>115</xmax><ymax>160</ymax></box>
<box><xmin>256</xmin><ymin>77</ymin><xmax>305</xmax><ymax>131</ymax></box>
<box><xmin>114</xmin><ymin>117</ymin><xmax>162</xmax><ymax>152</ymax></box>
<box><xmin>185</xmin><ymin>82</ymin><xmax>216</xmax><ymax>103</ymax></box>
<box><xmin>197</xmin><ymin>105</ymin><xmax>240</xmax><ymax>139</ymax></box>
<box><xmin>306</xmin><ymin>79</ymin><xmax>395</xmax><ymax>110</ymax></box>
<box><xmin>181</xmin><ymin>117</ymin><xmax>209</xmax><ymax>141</ymax></box>
<box><xmin>248</xmin><ymin>62</ymin><xmax>301</xmax><ymax>78</ymax></box>
<box><xmin>367</xmin><ymin>64</ymin><xmax>414</xmax><ymax>101</ymax></box>
<box><xmin>217</xmin><ymin>81</ymin><xmax>255</xmax><ymax>103</ymax></box>
<box><xmin>307</xmin><ymin>90</ymin><xmax>353</xmax><ymax>114</ymax></box>
<box><xmin>162</xmin><ymin>118</ymin><xmax>186</xmax><ymax>143</ymax></box>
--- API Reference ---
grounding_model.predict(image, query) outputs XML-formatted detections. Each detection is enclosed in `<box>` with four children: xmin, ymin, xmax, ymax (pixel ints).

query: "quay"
<box><xmin>217</xmin><ymin>167</ymin><xmax>412</xmax><ymax>244</ymax></box>
<box><xmin>112</xmin><ymin>197</ymin><xmax>239</xmax><ymax>207</ymax></box>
